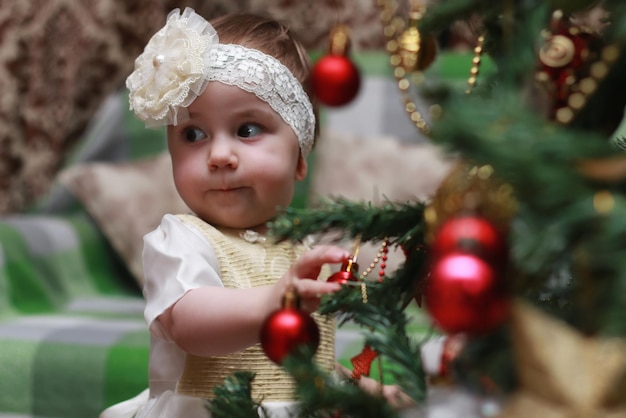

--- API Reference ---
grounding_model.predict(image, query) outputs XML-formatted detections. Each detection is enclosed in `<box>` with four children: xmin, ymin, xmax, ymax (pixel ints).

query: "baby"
<box><xmin>101</xmin><ymin>7</ymin><xmax>412</xmax><ymax>418</ymax></box>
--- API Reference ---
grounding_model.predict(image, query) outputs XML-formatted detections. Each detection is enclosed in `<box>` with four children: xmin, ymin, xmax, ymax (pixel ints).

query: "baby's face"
<box><xmin>167</xmin><ymin>82</ymin><xmax>307</xmax><ymax>232</ymax></box>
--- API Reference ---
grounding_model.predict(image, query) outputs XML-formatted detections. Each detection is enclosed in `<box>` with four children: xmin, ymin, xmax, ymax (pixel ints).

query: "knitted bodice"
<box><xmin>175</xmin><ymin>214</ymin><xmax>335</xmax><ymax>401</ymax></box>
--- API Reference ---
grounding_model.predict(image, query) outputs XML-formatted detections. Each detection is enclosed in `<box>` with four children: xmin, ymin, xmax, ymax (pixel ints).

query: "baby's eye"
<box><xmin>184</xmin><ymin>127</ymin><xmax>207</xmax><ymax>143</ymax></box>
<box><xmin>237</xmin><ymin>123</ymin><xmax>263</xmax><ymax>138</ymax></box>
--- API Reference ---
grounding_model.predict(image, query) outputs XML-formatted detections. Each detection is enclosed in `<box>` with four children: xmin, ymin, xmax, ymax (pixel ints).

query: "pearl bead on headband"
<box><xmin>126</xmin><ymin>7</ymin><xmax>316</xmax><ymax>157</ymax></box>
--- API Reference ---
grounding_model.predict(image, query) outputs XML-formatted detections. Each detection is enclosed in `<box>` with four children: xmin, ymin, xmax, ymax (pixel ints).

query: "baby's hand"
<box><xmin>336</xmin><ymin>363</ymin><xmax>415</xmax><ymax>410</ymax></box>
<box><xmin>278</xmin><ymin>245</ymin><xmax>349</xmax><ymax>314</ymax></box>
<box><xmin>359</xmin><ymin>377</ymin><xmax>415</xmax><ymax>410</ymax></box>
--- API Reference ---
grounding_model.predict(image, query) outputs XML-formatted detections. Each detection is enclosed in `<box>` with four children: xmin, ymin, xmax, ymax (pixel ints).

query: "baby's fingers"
<box><xmin>293</xmin><ymin>279</ymin><xmax>340</xmax><ymax>313</ymax></box>
<box><xmin>293</xmin><ymin>277</ymin><xmax>341</xmax><ymax>299</ymax></box>
<box><xmin>294</xmin><ymin>245</ymin><xmax>350</xmax><ymax>279</ymax></box>
<box><xmin>382</xmin><ymin>385</ymin><xmax>415</xmax><ymax>410</ymax></box>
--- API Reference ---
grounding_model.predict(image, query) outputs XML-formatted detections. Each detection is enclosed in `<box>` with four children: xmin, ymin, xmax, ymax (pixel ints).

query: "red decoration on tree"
<box><xmin>425</xmin><ymin>252</ymin><xmax>509</xmax><ymax>335</ymax></box>
<box><xmin>260</xmin><ymin>291</ymin><xmax>320</xmax><ymax>364</ymax></box>
<box><xmin>311</xmin><ymin>55</ymin><xmax>360</xmax><ymax>106</ymax></box>
<box><xmin>311</xmin><ymin>24</ymin><xmax>361</xmax><ymax>107</ymax></box>
<box><xmin>430</xmin><ymin>215</ymin><xmax>507</xmax><ymax>265</ymax></box>
<box><xmin>350</xmin><ymin>344</ymin><xmax>379</xmax><ymax>381</ymax></box>
<box><xmin>439</xmin><ymin>334</ymin><xmax>466</xmax><ymax>378</ymax></box>
<box><xmin>327</xmin><ymin>257</ymin><xmax>359</xmax><ymax>284</ymax></box>
<box><xmin>535</xmin><ymin>11</ymin><xmax>604</xmax><ymax>120</ymax></box>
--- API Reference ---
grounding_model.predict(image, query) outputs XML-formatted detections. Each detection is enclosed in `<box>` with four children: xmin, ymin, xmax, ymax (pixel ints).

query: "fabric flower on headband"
<box><xmin>127</xmin><ymin>7</ymin><xmax>316</xmax><ymax>157</ymax></box>
<box><xmin>126</xmin><ymin>8</ymin><xmax>217</xmax><ymax>127</ymax></box>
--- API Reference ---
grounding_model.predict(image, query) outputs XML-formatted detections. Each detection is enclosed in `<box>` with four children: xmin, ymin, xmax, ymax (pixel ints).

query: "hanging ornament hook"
<box><xmin>329</xmin><ymin>23</ymin><xmax>351</xmax><ymax>56</ymax></box>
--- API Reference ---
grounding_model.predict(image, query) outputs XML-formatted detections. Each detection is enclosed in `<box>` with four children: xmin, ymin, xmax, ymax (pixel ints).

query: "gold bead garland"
<box><xmin>375</xmin><ymin>3</ymin><xmax>621</xmax><ymax>132</ymax></box>
<box><xmin>344</xmin><ymin>237</ymin><xmax>390</xmax><ymax>304</ymax></box>
<box><xmin>554</xmin><ymin>43</ymin><xmax>620</xmax><ymax>125</ymax></box>
<box><xmin>376</xmin><ymin>0</ymin><xmax>432</xmax><ymax>135</ymax></box>
<box><xmin>376</xmin><ymin>0</ymin><xmax>487</xmax><ymax>135</ymax></box>
<box><xmin>466</xmin><ymin>34</ymin><xmax>486</xmax><ymax>94</ymax></box>
<box><xmin>359</xmin><ymin>239</ymin><xmax>390</xmax><ymax>282</ymax></box>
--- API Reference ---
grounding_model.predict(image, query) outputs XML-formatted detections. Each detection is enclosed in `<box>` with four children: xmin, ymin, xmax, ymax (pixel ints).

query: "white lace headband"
<box><xmin>126</xmin><ymin>7</ymin><xmax>315</xmax><ymax>157</ymax></box>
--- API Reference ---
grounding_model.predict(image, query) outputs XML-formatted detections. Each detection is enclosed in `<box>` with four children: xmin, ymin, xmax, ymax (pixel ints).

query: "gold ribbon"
<box><xmin>498</xmin><ymin>301</ymin><xmax>626</xmax><ymax>417</ymax></box>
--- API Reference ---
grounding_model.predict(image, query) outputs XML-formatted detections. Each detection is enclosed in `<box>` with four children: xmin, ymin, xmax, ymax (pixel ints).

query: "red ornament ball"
<box><xmin>328</xmin><ymin>270</ymin><xmax>358</xmax><ymax>284</ymax></box>
<box><xmin>425</xmin><ymin>252</ymin><xmax>509</xmax><ymax>335</ymax></box>
<box><xmin>431</xmin><ymin>216</ymin><xmax>506</xmax><ymax>264</ymax></box>
<box><xmin>260</xmin><ymin>306</ymin><xmax>320</xmax><ymax>364</ymax></box>
<box><xmin>311</xmin><ymin>54</ymin><xmax>361</xmax><ymax>106</ymax></box>
<box><xmin>327</xmin><ymin>259</ymin><xmax>359</xmax><ymax>284</ymax></box>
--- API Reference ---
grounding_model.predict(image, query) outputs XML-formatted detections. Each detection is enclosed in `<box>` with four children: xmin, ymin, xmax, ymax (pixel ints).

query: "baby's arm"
<box><xmin>158</xmin><ymin>245</ymin><xmax>349</xmax><ymax>357</ymax></box>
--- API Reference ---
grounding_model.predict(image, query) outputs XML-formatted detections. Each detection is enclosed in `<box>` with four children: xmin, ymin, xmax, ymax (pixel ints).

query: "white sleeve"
<box><xmin>142</xmin><ymin>214</ymin><xmax>223</xmax><ymax>339</ymax></box>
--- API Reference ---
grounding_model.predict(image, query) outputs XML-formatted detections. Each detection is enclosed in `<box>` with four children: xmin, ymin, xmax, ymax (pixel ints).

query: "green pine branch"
<box><xmin>282</xmin><ymin>348</ymin><xmax>399</xmax><ymax>418</ymax></box>
<box><xmin>271</xmin><ymin>199</ymin><xmax>433</xmax><ymax>404</ymax></box>
<box><xmin>361</xmin><ymin>323</ymin><xmax>428</xmax><ymax>402</ymax></box>
<box><xmin>260</xmin><ymin>1</ymin><xmax>626</xmax><ymax>411</ymax></box>
<box><xmin>206</xmin><ymin>371</ymin><xmax>264</xmax><ymax>418</ymax></box>
<box><xmin>319</xmin><ymin>270</ymin><xmax>430</xmax><ymax>402</ymax></box>
<box><xmin>270</xmin><ymin>198</ymin><xmax>427</xmax><ymax>246</ymax></box>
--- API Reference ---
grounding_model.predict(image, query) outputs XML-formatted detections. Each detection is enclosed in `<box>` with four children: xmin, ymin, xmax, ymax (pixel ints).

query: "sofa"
<box><xmin>0</xmin><ymin>51</ymin><xmax>466</xmax><ymax>417</ymax></box>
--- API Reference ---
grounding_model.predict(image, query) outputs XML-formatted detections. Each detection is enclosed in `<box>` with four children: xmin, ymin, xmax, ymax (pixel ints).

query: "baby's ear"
<box><xmin>295</xmin><ymin>154</ymin><xmax>308</xmax><ymax>181</ymax></box>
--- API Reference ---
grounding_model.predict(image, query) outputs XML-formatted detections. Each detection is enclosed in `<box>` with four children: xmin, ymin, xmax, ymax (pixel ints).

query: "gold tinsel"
<box><xmin>423</xmin><ymin>161</ymin><xmax>517</xmax><ymax>243</ymax></box>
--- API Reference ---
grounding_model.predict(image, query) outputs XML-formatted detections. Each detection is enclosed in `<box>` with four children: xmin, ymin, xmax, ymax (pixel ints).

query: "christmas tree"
<box><xmin>214</xmin><ymin>1</ymin><xmax>626</xmax><ymax>416</ymax></box>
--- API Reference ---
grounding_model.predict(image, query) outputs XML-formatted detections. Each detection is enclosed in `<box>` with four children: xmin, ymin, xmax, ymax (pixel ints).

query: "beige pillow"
<box><xmin>309</xmin><ymin>129</ymin><xmax>453</xmax><ymax>274</ymax></box>
<box><xmin>310</xmin><ymin>129</ymin><xmax>452</xmax><ymax>203</ymax></box>
<box><xmin>59</xmin><ymin>152</ymin><xmax>189</xmax><ymax>286</ymax></box>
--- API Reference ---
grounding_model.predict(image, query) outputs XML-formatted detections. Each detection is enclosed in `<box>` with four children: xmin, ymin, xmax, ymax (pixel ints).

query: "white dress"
<box><xmin>100</xmin><ymin>214</ymin><xmax>297</xmax><ymax>418</ymax></box>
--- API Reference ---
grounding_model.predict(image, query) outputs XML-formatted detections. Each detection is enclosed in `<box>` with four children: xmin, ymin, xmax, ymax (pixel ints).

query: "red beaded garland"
<box><xmin>536</xmin><ymin>12</ymin><xmax>604</xmax><ymax>121</ymax></box>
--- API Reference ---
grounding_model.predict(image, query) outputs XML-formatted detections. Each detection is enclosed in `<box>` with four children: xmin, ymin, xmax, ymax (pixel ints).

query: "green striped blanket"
<box><xmin>0</xmin><ymin>213</ymin><xmax>149</xmax><ymax>417</ymax></box>
<box><xmin>0</xmin><ymin>82</ymin><xmax>162</xmax><ymax>417</ymax></box>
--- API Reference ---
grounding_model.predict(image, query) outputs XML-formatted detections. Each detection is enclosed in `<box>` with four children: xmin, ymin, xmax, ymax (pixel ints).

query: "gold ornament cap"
<box><xmin>424</xmin><ymin>161</ymin><xmax>516</xmax><ymax>243</ymax></box>
<box><xmin>329</xmin><ymin>24</ymin><xmax>351</xmax><ymax>56</ymax></box>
